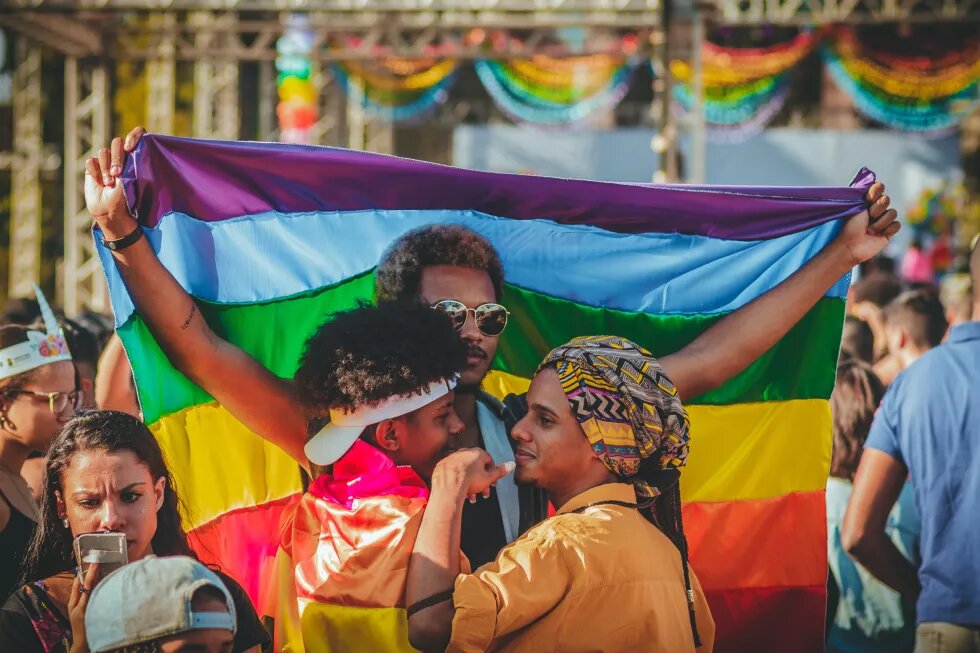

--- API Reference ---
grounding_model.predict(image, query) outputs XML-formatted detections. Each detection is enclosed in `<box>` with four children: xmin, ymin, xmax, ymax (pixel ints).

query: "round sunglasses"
<box><xmin>432</xmin><ymin>300</ymin><xmax>510</xmax><ymax>337</ymax></box>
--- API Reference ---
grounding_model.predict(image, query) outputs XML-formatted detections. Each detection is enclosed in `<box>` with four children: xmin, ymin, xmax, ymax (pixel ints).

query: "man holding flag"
<box><xmin>87</xmin><ymin>128</ymin><xmax>899</xmax><ymax>651</ymax></box>
<box><xmin>88</xmin><ymin>128</ymin><xmax>897</xmax><ymax>558</ymax></box>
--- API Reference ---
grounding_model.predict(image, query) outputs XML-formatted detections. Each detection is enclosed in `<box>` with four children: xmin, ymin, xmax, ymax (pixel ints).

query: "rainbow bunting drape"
<box><xmin>332</xmin><ymin>58</ymin><xmax>460</xmax><ymax>122</ymax></box>
<box><xmin>824</xmin><ymin>29</ymin><xmax>980</xmax><ymax>135</ymax></box>
<box><xmin>474</xmin><ymin>55</ymin><xmax>641</xmax><ymax>126</ymax></box>
<box><xmin>672</xmin><ymin>31</ymin><xmax>821</xmax><ymax>142</ymax></box>
<box><xmin>100</xmin><ymin>134</ymin><xmax>874</xmax><ymax>652</ymax></box>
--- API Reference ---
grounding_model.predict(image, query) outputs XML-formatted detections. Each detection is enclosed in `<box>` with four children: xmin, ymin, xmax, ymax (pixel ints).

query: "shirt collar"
<box><xmin>948</xmin><ymin>321</ymin><xmax>980</xmax><ymax>344</ymax></box>
<box><xmin>556</xmin><ymin>482</ymin><xmax>637</xmax><ymax>515</ymax></box>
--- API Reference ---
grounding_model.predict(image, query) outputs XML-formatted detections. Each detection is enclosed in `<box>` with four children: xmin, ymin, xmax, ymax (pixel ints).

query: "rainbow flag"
<box><xmin>101</xmin><ymin>134</ymin><xmax>872</xmax><ymax>652</ymax></box>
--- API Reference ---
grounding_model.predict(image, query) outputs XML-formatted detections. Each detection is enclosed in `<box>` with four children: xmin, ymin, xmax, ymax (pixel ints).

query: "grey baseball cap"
<box><xmin>85</xmin><ymin>555</ymin><xmax>237</xmax><ymax>653</ymax></box>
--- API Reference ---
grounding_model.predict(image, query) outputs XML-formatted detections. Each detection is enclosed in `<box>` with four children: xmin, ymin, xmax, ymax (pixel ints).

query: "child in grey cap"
<box><xmin>83</xmin><ymin>555</ymin><xmax>237</xmax><ymax>653</ymax></box>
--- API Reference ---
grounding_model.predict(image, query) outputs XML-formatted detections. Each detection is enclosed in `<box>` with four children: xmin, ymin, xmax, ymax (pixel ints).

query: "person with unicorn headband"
<box><xmin>0</xmin><ymin>286</ymin><xmax>80</xmax><ymax>598</ymax></box>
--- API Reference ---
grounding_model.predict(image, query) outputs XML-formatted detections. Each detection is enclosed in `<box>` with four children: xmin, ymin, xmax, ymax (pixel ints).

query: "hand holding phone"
<box><xmin>68</xmin><ymin>562</ymin><xmax>102</xmax><ymax>653</ymax></box>
<box><xmin>73</xmin><ymin>532</ymin><xmax>128</xmax><ymax>586</ymax></box>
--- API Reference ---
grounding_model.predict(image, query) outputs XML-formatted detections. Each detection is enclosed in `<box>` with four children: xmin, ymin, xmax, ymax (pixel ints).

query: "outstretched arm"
<box><xmin>86</xmin><ymin>128</ymin><xmax>308</xmax><ymax>465</ymax></box>
<box><xmin>661</xmin><ymin>182</ymin><xmax>900</xmax><ymax>400</ymax></box>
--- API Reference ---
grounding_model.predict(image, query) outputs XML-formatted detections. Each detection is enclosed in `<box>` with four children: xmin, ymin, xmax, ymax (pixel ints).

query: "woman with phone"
<box><xmin>0</xmin><ymin>410</ymin><xmax>269</xmax><ymax>653</ymax></box>
<box><xmin>1</xmin><ymin>293</ymin><xmax>81</xmax><ymax>600</ymax></box>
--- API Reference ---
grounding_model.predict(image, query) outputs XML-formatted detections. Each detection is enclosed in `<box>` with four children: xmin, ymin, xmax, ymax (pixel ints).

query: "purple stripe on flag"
<box><xmin>122</xmin><ymin>135</ymin><xmax>874</xmax><ymax>241</ymax></box>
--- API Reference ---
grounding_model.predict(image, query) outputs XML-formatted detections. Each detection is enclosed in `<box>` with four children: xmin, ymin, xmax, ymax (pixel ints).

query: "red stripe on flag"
<box><xmin>188</xmin><ymin>493</ymin><xmax>303</xmax><ymax>608</ymax></box>
<box><xmin>684</xmin><ymin>491</ymin><xmax>827</xmax><ymax>590</ymax></box>
<box><xmin>705</xmin><ymin>585</ymin><xmax>827</xmax><ymax>653</ymax></box>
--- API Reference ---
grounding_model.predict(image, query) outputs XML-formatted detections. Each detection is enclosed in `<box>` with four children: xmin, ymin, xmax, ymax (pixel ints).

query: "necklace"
<box><xmin>567</xmin><ymin>499</ymin><xmax>638</xmax><ymax>515</ymax></box>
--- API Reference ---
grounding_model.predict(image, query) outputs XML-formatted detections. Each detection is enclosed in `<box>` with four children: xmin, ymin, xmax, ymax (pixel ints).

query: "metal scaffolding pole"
<box><xmin>191</xmin><ymin>11</ymin><xmax>240</xmax><ymax>140</ymax></box>
<box><xmin>8</xmin><ymin>40</ymin><xmax>43</xmax><ymax>299</ymax></box>
<box><xmin>689</xmin><ymin>6</ymin><xmax>707</xmax><ymax>184</ymax></box>
<box><xmin>346</xmin><ymin>81</ymin><xmax>367</xmax><ymax>151</ymax></box>
<box><xmin>309</xmin><ymin>64</ymin><xmax>344</xmax><ymax>147</ymax></box>
<box><xmin>649</xmin><ymin>0</ymin><xmax>676</xmax><ymax>183</ymax></box>
<box><xmin>63</xmin><ymin>56</ymin><xmax>111</xmax><ymax>316</ymax></box>
<box><xmin>145</xmin><ymin>12</ymin><xmax>177</xmax><ymax>135</ymax></box>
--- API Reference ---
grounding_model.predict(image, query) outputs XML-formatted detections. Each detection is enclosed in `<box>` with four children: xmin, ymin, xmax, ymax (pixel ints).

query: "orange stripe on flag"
<box><xmin>684</xmin><ymin>491</ymin><xmax>827</xmax><ymax>590</ymax></box>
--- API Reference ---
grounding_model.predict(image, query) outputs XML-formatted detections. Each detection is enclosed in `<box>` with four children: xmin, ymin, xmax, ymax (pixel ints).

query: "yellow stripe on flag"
<box><xmin>483</xmin><ymin>370</ymin><xmax>831</xmax><ymax>503</ymax></box>
<box><xmin>156</xmin><ymin>372</ymin><xmax>829</xmax><ymax>529</ymax></box>
<box><xmin>151</xmin><ymin>402</ymin><xmax>303</xmax><ymax>529</ymax></box>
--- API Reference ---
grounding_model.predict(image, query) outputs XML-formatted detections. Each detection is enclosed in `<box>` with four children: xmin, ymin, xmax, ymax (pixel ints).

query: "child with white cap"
<box><xmin>84</xmin><ymin>555</ymin><xmax>236</xmax><ymax>653</ymax></box>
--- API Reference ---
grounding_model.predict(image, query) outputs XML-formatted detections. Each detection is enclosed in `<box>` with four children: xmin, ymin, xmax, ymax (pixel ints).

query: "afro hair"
<box><xmin>293</xmin><ymin>301</ymin><xmax>467</xmax><ymax>412</ymax></box>
<box><xmin>375</xmin><ymin>224</ymin><xmax>504</xmax><ymax>303</ymax></box>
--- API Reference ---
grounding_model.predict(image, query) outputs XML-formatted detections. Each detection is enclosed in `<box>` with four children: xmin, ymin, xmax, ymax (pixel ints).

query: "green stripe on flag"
<box><xmin>120</xmin><ymin>271</ymin><xmax>844</xmax><ymax>424</ymax></box>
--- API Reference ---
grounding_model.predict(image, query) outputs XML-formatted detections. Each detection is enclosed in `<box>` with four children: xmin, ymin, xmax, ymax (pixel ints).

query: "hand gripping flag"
<box><xmin>100</xmin><ymin>134</ymin><xmax>874</xmax><ymax>653</ymax></box>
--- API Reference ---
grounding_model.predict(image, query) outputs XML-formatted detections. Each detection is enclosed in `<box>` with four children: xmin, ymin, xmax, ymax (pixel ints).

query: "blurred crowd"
<box><xmin>827</xmin><ymin>243</ymin><xmax>980</xmax><ymax>653</ymax></box>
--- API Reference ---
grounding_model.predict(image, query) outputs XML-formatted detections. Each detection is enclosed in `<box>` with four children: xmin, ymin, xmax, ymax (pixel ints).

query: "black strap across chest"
<box><xmin>567</xmin><ymin>499</ymin><xmax>638</xmax><ymax>515</ymax></box>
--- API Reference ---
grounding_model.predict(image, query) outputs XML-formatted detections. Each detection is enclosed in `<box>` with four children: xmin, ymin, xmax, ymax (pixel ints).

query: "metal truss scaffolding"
<box><xmin>8</xmin><ymin>41</ymin><xmax>43</xmax><ymax>300</ymax></box>
<box><xmin>191</xmin><ymin>12</ymin><xmax>241</xmax><ymax>140</ymax></box>
<box><xmin>146</xmin><ymin>12</ymin><xmax>177</xmax><ymax>135</ymax></box>
<box><xmin>2</xmin><ymin>0</ymin><xmax>977</xmax><ymax>309</ymax></box>
<box><xmin>716</xmin><ymin>0</ymin><xmax>979</xmax><ymax>24</ymax></box>
<box><xmin>63</xmin><ymin>57</ymin><xmax>111</xmax><ymax>316</ymax></box>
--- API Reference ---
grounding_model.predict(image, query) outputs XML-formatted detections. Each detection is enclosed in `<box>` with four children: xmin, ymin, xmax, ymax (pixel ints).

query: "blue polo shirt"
<box><xmin>866</xmin><ymin>321</ymin><xmax>980</xmax><ymax>627</ymax></box>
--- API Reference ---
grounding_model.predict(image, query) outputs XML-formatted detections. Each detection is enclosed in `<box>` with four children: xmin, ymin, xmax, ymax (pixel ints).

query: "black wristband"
<box><xmin>101</xmin><ymin>224</ymin><xmax>143</xmax><ymax>252</ymax></box>
<box><xmin>406</xmin><ymin>588</ymin><xmax>454</xmax><ymax>617</ymax></box>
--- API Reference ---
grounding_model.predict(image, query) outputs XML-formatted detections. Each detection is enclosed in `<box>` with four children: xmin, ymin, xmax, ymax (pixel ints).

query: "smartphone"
<box><xmin>73</xmin><ymin>532</ymin><xmax>128</xmax><ymax>585</ymax></box>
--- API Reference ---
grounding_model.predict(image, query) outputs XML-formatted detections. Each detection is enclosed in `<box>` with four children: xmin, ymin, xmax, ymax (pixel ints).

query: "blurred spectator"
<box><xmin>900</xmin><ymin>238</ymin><xmax>934</xmax><ymax>285</ymax></box>
<box><xmin>859</xmin><ymin>255</ymin><xmax>897</xmax><ymax>280</ymax></box>
<box><xmin>827</xmin><ymin>358</ymin><xmax>919</xmax><ymax>653</ymax></box>
<box><xmin>61</xmin><ymin>319</ymin><xmax>100</xmax><ymax>410</ymax></box>
<box><xmin>95</xmin><ymin>334</ymin><xmax>141</xmax><ymax>417</ymax></box>
<box><xmin>843</xmin><ymin>242</ymin><xmax>980</xmax><ymax>652</ymax></box>
<box><xmin>849</xmin><ymin>275</ymin><xmax>904</xmax><ymax>362</ymax></box>
<box><xmin>1</xmin><ymin>324</ymin><xmax>79</xmax><ymax>600</ymax></box>
<box><xmin>72</xmin><ymin>311</ymin><xmax>115</xmax><ymax>352</ymax></box>
<box><xmin>1</xmin><ymin>298</ymin><xmax>40</xmax><ymax>327</ymax></box>
<box><xmin>83</xmin><ymin>556</ymin><xmax>237</xmax><ymax>653</ymax></box>
<box><xmin>874</xmin><ymin>290</ymin><xmax>948</xmax><ymax>386</ymax></box>
<box><xmin>841</xmin><ymin>316</ymin><xmax>876</xmax><ymax>364</ymax></box>
<box><xmin>939</xmin><ymin>263</ymin><xmax>973</xmax><ymax>330</ymax></box>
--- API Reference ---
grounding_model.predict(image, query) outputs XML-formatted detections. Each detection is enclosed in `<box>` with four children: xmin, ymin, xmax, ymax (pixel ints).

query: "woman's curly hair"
<box><xmin>375</xmin><ymin>224</ymin><xmax>504</xmax><ymax>303</ymax></box>
<box><xmin>294</xmin><ymin>302</ymin><xmax>467</xmax><ymax>411</ymax></box>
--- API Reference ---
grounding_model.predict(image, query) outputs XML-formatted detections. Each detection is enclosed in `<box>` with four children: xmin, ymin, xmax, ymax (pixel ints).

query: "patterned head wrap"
<box><xmin>537</xmin><ymin>335</ymin><xmax>691</xmax><ymax>505</ymax></box>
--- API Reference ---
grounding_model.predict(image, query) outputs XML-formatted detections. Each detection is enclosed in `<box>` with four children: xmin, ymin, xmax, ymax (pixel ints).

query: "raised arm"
<box><xmin>86</xmin><ymin>128</ymin><xmax>308</xmax><ymax>465</ymax></box>
<box><xmin>661</xmin><ymin>182</ymin><xmax>900</xmax><ymax>400</ymax></box>
<box><xmin>95</xmin><ymin>333</ymin><xmax>140</xmax><ymax>417</ymax></box>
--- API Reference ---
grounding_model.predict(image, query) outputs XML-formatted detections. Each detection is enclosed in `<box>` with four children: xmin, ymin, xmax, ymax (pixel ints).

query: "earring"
<box><xmin>62</xmin><ymin>518</ymin><xmax>69</xmax><ymax>529</ymax></box>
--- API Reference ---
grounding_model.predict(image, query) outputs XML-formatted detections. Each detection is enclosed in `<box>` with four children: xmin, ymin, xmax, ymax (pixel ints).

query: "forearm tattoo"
<box><xmin>179</xmin><ymin>304</ymin><xmax>197</xmax><ymax>330</ymax></box>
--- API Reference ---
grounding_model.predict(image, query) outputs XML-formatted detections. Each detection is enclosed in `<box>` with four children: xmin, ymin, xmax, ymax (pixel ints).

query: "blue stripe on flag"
<box><xmin>100</xmin><ymin>209</ymin><xmax>849</xmax><ymax>327</ymax></box>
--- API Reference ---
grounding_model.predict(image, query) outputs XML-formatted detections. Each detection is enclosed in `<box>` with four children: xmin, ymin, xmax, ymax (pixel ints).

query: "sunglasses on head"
<box><xmin>432</xmin><ymin>300</ymin><xmax>510</xmax><ymax>337</ymax></box>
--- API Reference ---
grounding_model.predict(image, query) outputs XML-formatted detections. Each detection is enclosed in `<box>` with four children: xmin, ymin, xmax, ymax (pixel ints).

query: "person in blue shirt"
<box><xmin>827</xmin><ymin>357</ymin><xmax>919</xmax><ymax>653</ymax></box>
<box><xmin>843</xmin><ymin>238</ymin><xmax>980</xmax><ymax>653</ymax></box>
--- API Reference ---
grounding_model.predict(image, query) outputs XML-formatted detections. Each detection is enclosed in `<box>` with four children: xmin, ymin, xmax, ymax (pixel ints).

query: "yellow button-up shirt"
<box><xmin>449</xmin><ymin>483</ymin><xmax>715</xmax><ymax>653</ymax></box>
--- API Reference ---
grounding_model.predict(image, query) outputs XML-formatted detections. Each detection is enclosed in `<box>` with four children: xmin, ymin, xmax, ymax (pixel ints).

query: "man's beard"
<box><xmin>457</xmin><ymin>344</ymin><xmax>490</xmax><ymax>394</ymax></box>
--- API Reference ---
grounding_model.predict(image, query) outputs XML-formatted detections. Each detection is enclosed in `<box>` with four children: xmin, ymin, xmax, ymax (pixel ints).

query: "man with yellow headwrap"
<box><xmin>405</xmin><ymin>336</ymin><xmax>715</xmax><ymax>653</ymax></box>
